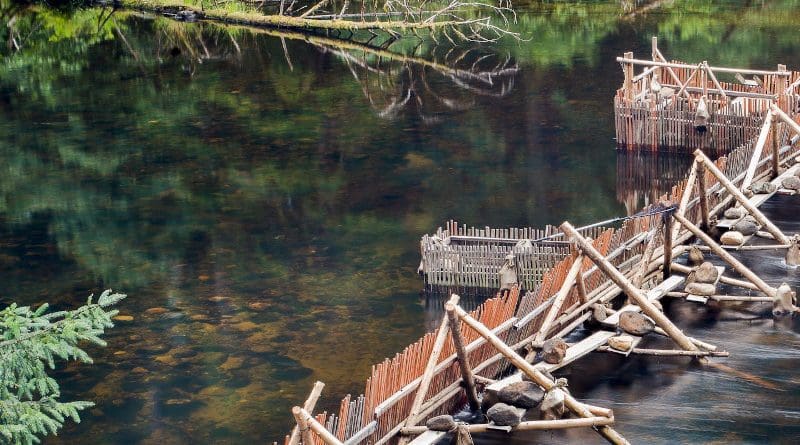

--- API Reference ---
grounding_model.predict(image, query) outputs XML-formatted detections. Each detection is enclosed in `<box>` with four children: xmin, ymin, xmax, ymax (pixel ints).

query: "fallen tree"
<box><xmin>113</xmin><ymin>0</ymin><xmax>520</xmax><ymax>41</ymax></box>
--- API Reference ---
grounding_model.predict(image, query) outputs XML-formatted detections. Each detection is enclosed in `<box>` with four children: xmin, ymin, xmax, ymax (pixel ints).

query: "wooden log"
<box><xmin>451</xmin><ymin>305</ymin><xmax>629</xmax><ymax>445</ymax></box>
<box><xmin>561</xmin><ymin>221</ymin><xmax>698</xmax><ymax>352</ymax></box>
<box><xmin>663</xmin><ymin>214</ymin><xmax>673</xmax><ymax>280</ymax></box>
<box><xmin>596</xmin><ymin>346</ymin><xmax>729</xmax><ymax>357</ymax></box>
<box><xmin>292</xmin><ymin>407</ymin><xmax>314</xmax><ymax>445</ymax></box>
<box><xmin>445</xmin><ymin>302</ymin><xmax>480</xmax><ymax>411</ymax></box>
<box><xmin>289</xmin><ymin>382</ymin><xmax>325</xmax><ymax>445</ymax></box>
<box><xmin>401</xmin><ymin>416</ymin><xmax>615</xmax><ymax>435</ymax></box>
<box><xmin>743</xmin><ymin>114</ymin><xmax>773</xmax><ymax>190</ymax></box>
<box><xmin>576</xmin><ymin>269</ymin><xmax>589</xmax><ymax>304</ymax></box>
<box><xmin>695</xmin><ymin>161</ymin><xmax>710</xmax><ymax>231</ymax></box>
<box><xmin>634</xmin><ymin>222</ymin><xmax>662</xmax><ymax>288</ymax></box>
<box><xmin>673</xmin><ymin>163</ymin><xmax>697</xmax><ymax>240</ymax></box>
<box><xmin>670</xmin><ymin>263</ymin><xmax>759</xmax><ymax>291</ymax></box>
<box><xmin>400</xmin><ymin>296</ymin><xmax>457</xmax><ymax>439</ymax></box>
<box><xmin>771</xmin><ymin>103</ymin><xmax>800</xmax><ymax>137</ymax></box>
<box><xmin>293</xmin><ymin>407</ymin><xmax>344</xmax><ymax>445</ymax></box>
<box><xmin>694</xmin><ymin>150</ymin><xmax>790</xmax><ymax>245</ymax></box>
<box><xmin>673</xmin><ymin>212</ymin><xmax>777</xmax><ymax>297</ymax></box>
<box><xmin>533</xmin><ymin>255</ymin><xmax>583</xmax><ymax>344</ymax></box>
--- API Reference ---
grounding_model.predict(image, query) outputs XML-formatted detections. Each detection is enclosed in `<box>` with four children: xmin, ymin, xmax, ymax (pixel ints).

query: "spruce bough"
<box><xmin>0</xmin><ymin>290</ymin><xmax>126</xmax><ymax>444</ymax></box>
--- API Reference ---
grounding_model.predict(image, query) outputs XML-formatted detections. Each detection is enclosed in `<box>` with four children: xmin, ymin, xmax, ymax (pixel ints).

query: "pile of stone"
<box><xmin>720</xmin><ymin>207</ymin><xmax>760</xmax><ymax>246</ymax></box>
<box><xmin>684</xmin><ymin>261</ymin><xmax>720</xmax><ymax>296</ymax></box>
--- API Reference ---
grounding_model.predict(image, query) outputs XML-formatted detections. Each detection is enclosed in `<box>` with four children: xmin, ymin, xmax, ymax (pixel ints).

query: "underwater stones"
<box><xmin>497</xmin><ymin>381</ymin><xmax>544</xmax><ymax>409</ymax></box>
<box><xmin>618</xmin><ymin>311</ymin><xmax>655</xmax><ymax>336</ymax></box>
<box><xmin>145</xmin><ymin>307</ymin><xmax>170</xmax><ymax>315</ymax></box>
<box><xmin>113</xmin><ymin>315</ymin><xmax>134</xmax><ymax>322</ymax></box>
<box><xmin>426</xmin><ymin>415</ymin><xmax>456</xmax><ymax>431</ymax></box>
<box><xmin>132</xmin><ymin>367</ymin><xmax>148</xmax><ymax>374</ymax></box>
<box><xmin>721</xmin><ymin>231</ymin><xmax>745</xmax><ymax>246</ymax></box>
<box><xmin>541</xmin><ymin>337</ymin><xmax>568</xmax><ymax>364</ymax></box>
<box><xmin>219</xmin><ymin>355</ymin><xmax>246</xmax><ymax>372</ymax></box>
<box><xmin>247</xmin><ymin>302</ymin><xmax>271</xmax><ymax>311</ymax></box>
<box><xmin>486</xmin><ymin>403</ymin><xmax>525</xmax><ymax>427</ymax></box>
<box><xmin>607</xmin><ymin>335</ymin><xmax>634</xmax><ymax>352</ymax></box>
<box><xmin>688</xmin><ymin>246</ymin><xmax>705</xmax><ymax>266</ymax></box>
<box><xmin>232</xmin><ymin>321</ymin><xmax>259</xmax><ymax>332</ymax></box>
<box><xmin>782</xmin><ymin>176</ymin><xmax>800</xmax><ymax>191</ymax></box>
<box><xmin>694</xmin><ymin>262</ymin><xmax>719</xmax><ymax>284</ymax></box>
<box><xmin>208</xmin><ymin>296</ymin><xmax>229</xmax><ymax>303</ymax></box>
<box><xmin>733</xmin><ymin>216</ymin><xmax>759</xmax><ymax>236</ymax></box>
<box><xmin>154</xmin><ymin>354</ymin><xmax>179</xmax><ymax>367</ymax></box>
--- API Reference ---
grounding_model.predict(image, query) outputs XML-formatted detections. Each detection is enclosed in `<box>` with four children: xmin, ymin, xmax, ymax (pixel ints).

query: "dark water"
<box><xmin>1</xmin><ymin>0</ymin><xmax>799</xmax><ymax>443</ymax></box>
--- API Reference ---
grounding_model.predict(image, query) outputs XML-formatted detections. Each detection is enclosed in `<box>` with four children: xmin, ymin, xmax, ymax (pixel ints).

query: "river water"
<box><xmin>0</xmin><ymin>0</ymin><xmax>799</xmax><ymax>443</ymax></box>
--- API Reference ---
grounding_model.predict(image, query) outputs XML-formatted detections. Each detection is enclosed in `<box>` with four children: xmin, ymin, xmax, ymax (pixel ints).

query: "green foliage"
<box><xmin>0</xmin><ymin>290</ymin><xmax>126</xmax><ymax>444</ymax></box>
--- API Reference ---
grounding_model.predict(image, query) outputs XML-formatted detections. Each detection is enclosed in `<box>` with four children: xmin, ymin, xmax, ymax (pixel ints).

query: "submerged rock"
<box><xmin>618</xmin><ymin>311</ymin><xmax>654</xmax><ymax>336</ymax></box>
<box><xmin>498</xmin><ymin>381</ymin><xmax>544</xmax><ymax>409</ymax></box>
<box><xmin>541</xmin><ymin>337</ymin><xmax>568</xmax><ymax>365</ymax></box>
<box><xmin>113</xmin><ymin>315</ymin><xmax>134</xmax><ymax>322</ymax></box>
<box><xmin>486</xmin><ymin>403</ymin><xmax>525</xmax><ymax>427</ymax></box>
<box><xmin>721</xmin><ymin>231</ymin><xmax>745</xmax><ymax>246</ymax></box>
<box><xmin>426</xmin><ymin>415</ymin><xmax>456</xmax><ymax>431</ymax></box>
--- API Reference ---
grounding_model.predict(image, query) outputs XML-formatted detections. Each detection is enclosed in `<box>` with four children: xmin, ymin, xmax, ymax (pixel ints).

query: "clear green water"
<box><xmin>1</xmin><ymin>1</ymin><xmax>799</xmax><ymax>443</ymax></box>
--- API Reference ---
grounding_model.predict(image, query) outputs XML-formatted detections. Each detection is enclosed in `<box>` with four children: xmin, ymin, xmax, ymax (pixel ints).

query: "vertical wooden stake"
<box><xmin>623</xmin><ymin>52</ymin><xmax>634</xmax><ymax>101</ymax></box>
<box><xmin>672</xmin><ymin>213</ymin><xmax>778</xmax><ymax>298</ymax></box>
<box><xmin>771</xmin><ymin>113</ymin><xmax>781</xmax><ymax>178</ymax></box>
<box><xmin>576</xmin><ymin>268</ymin><xmax>589</xmax><ymax>304</ymax></box>
<box><xmin>445</xmin><ymin>302</ymin><xmax>481</xmax><ymax>411</ymax></box>
<box><xmin>561</xmin><ymin>222</ymin><xmax>697</xmax><ymax>352</ymax></box>
<box><xmin>695</xmin><ymin>150</ymin><xmax>790</xmax><ymax>245</ymax></box>
<box><xmin>293</xmin><ymin>407</ymin><xmax>344</xmax><ymax>445</ymax></box>
<box><xmin>663</xmin><ymin>212</ymin><xmax>674</xmax><ymax>280</ymax></box>
<box><xmin>289</xmin><ymin>382</ymin><xmax>326</xmax><ymax>445</ymax></box>
<box><xmin>634</xmin><ymin>219</ymin><xmax>663</xmax><ymax>288</ymax></box>
<box><xmin>696</xmin><ymin>160</ymin><xmax>710</xmax><ymax>231</ymax></box>
<box><xmin>672</xmin><ymin>162</ymin><xmax>697</xmax><ymax>241</ymax></box>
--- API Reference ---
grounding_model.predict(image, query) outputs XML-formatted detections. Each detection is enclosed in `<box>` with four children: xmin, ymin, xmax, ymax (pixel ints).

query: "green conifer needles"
<box><xmin>0</xmin><ymin>290</ymin><xmax>126</xmax><ymax>444</ymax></box>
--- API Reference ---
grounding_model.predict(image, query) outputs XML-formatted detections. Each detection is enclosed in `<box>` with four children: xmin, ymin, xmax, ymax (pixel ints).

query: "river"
<box><xmin>1</xmin><ymin>0</ymin><xmax>799</xmax><ymax>443</ymax></box>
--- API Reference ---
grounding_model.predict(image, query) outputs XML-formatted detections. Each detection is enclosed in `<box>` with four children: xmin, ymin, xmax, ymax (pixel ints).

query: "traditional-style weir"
<box><xmin>280</xmin><ymin>46</ymin><xmax>800</xmax><ymax>445</ymax></box>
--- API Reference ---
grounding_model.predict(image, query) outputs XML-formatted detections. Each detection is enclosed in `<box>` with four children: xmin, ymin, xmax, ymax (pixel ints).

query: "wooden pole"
<box><xmin>401</xmin><ymin>416</ymin><xmax>616</xmax><ymax>434</ymax></box>
<box><xmin>694</xmin><ymin>150</ymin><xmax>789</xmax><ymax>244</ymax></box>
<box><xmin>560</xmin><ymin>221</ymin><xmax>698</xmax><ymax>352</ymax></box>
<box><xmin>771</xmin><ymin>103</ymin><xmax>800</xmax><ymax>138</ymax></box>
<box><xmin>672</xmin><ymin>213</ymin><xmax>777</xmax><ymax>297</ymax></box>
<box><xmin>634</xmin><ymin>221</ymin><xmax>663</xmax><ymax>288</ymax></box>
<box><xmin>445</xmin><ymin>302</ymin><xmax>481</xmax><ymax>411</ymax></box>
<box><xmin>672</xmin><ymin>163</ymin><xmax>697</xmax><ymax>241</ymax></box>
<box><xmin>533</xmin><ymin>255</ymin><xmax>583</xmax><ymax>344</ymax></box>
<box><xmin>771</xmin><ymin>113</ymin><xmax>781</xmax><ymax>179</ymax></box>
<box><xmin>597</xmin><ymin>346</ymin><xmax>729</xmax><ymax>357</ymax></box>
<box><xmin>623</xmin><ymin>51</ymin><xmax>634</xmax><ymax>101</ymax></box>
<box><xmin>451</xmin><ymin>305</ymin><xmax>630</xmax><ymax>445</ymax></box>
<box><xmin>293</xmin><ymin>407</ymin><xmax>344</xmax><ymax>445</ymax></box>
<box><xmin>742</xmin><ymin>113</ymin><xmax>773</xmax><ymax>191</ymax></box>
<box><xmin>696</xmin><ymin>161</ymin><xmax>710</xmax><ymax>231</ymax></box>
<box><xmin>663</xmin><ymin>211</ymin><xmax>674</xmax><ymax>280</ymax></box>
<box><xmin>576</xmin><ymin>268</ymin><xmax>589</xmax><ymax>304</ymax></box>
<box><xmin>289</xmin><ymin>382</ymin><xmax>326</xmax><ymax>445</ymax></box>
<box><xmin>401</xmin><ymin>296</ymin><xmax>457</xmax><ymax>434</ymax></box>
<box><xmin>671</xmin><ymin>263</ymin><xmax>759</xmax><ymax>291</ymax></box>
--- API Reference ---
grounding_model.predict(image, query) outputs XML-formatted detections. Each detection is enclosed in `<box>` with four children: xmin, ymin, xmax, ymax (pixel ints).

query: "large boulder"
<box><xmin>782</xmin><ymin>176</ymin><xmax>800</xmax><ymax>191</ymax></box>
<box><xmin>497</xmin><ymin>381</ymin><xmax>544</xmax><ymax>409</ymax></box>
<box><xmin>486</xmin><ymin>403</ymin><xmax>525</xmax><ymax>427</ymax></box>
<box><xmin>618</xmin><ymin>311</ymin><xmax>655</xmax><ymax>336</ymax></box>
<box><xmin>694</xmin><ymin>262</ymin><xmax>719</xmax><ymax>284</ymax></box>
<box><xmin>426</xmin><ymin>415</ymin><xmax>456</xmax><ymax>431</ymax></box>
<box><xmin>733</xmin><ymin>216</ymin><xmax>759</xmax><ymax>236</ymax></box>
<box><xmin>685</xmin><ymin>282</ymin><xmax>716</xmax><ymax>296</ymax></box>
<box><xmin>721</xmin><ymin>231</ymin><xmax>745</xmax><ymax>246</ymax></box>
<box><xmin>541</xmin><ymin>337</ymin><xmax>568</xmax><ymax>365</ymax></box>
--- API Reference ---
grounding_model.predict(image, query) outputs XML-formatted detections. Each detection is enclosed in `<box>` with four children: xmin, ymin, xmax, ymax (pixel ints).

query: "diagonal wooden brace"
<box><xmin>292</xmin><ymin>407</ymin><xmax>344</xmax><ymax>445</ymax></box>
<box><xmin>560</xmin><ymin>222</ymin><xmax>699</xmax><ymax>352</ymax></box>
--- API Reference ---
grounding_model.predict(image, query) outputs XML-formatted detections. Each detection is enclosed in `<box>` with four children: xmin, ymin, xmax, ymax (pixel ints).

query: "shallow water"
<box><xmin>1</xmin><ymin>0</ymin><xmax>800</xmax><ymax>443</ymax></box>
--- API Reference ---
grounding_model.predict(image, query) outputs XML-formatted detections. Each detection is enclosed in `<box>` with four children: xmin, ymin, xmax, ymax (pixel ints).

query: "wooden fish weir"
<box><xmin>614</xmin><ymin>37</ymin><xmax>800</xmax><ymax>152</ymax></box>
<box><xmin>419</xmin><ymin>222</ymin><xmax>610</xmax><ymax>290</ymax></box>
<box><xmin>283</xmin><ymin>55</ymin><xmax>800</xmax><ymax>445</ymax></box>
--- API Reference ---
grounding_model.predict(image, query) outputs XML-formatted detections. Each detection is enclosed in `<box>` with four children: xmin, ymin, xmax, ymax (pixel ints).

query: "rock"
<box><xmin>113</xmin><ymin>315</ymin><xmax>134</xmax><ymax>322</ymax></box>
<box><xmin>219</xmin><ymin>355</ymin><xmax>245</xmax><ymax>371</ymax></box>
<box><xmin>748</xmin><ymin>181</ymin><xmax>777</xmax><ymax>195</ymax></box>
<box><xmin>685</xmin><ymin>282</ymin><xmax>716</xmax><ymax>296</ymax></box>
<box><xmin>232</xmin><ymin>321</ymin><xmax>259</xmax><ymax>332</ymax></box>
<box><xmin>688</xmin><ymin>246</ymin><xmax>705</xmax><ymax>266</ymax></box>
<box><xmin>782</xmin><ymin>176</ymin><xmax>800</xmax><ymax>191</ymax></box>
<box><xmin>733</xmin><ymin>216</ymin><xmax>759</xmax><ymax>236</ymax></box>
<box><xmin>540</xmin><ymin>379</ymin><xmax>569</xmax><ymax>420</ymax></box>
<box><xmin>113</xmin><ymin>350</ymin><xmax>127</xmax><ymax>356</ymax></box>
<box><xmin>247</xmin><ymin>302</ymin><xmax>271</xmax><ymax>311</ymax></box>
<box><xmin>591</xmin><ymin>303</ymin><xmax>609</xmax><ymax>322</ymax></box>
<box><xmin>607</xmin><ymin>335</ymin><xmax>634</xmax><ymax>352</ymax></box>
<box><xmin>723</xmin><ymin>207</ymin><xmax>745</xmax><ymax>219</ymax></box>
<box><xmin>131</xmin><ymin>367</ymin><xmax>148</xmax><ymax>374</ymax></box>
<box><xmin>426</xmin><ymin>415</ymin><xmax>456</xmax><ymax>431</ymax></box>
<box><xmin>541</xmin><ymin>337</ymin><xmax>568</xmax><ymax>365</ymax></box>
<box><xmin>772</xmin><ymin>283</ymin><xmax>798</xmax><ymax>316</ymax></box>
<box><xmin>208</xmin><ymin>296</ymin><xmax>228</xmax><ymax>303</ymax></box>
<box><xmin>787</xmin><ymin>235</ymin><xmax>800</xmax><ymax>267</ymax></box>
<box><xmin>498</xmin><ymin>381</ymin><xmax>544</xmax><ymax>409</ymax></box>
<box><xmin>486</xmin><ymin>403</ymin><xmax>525</xmax><ymax>427</ymax></box>
<box><xmin>720</xmin><ymin>231</ymin><xmax>745</xmax><ymax>246</ymax></box>
<box><xmin>694</xmin><ymin>262</ymin><xmax>719</xmax><ymax>284</ymax></box>
<box><xmin>618</xmin><ymin>311</ymin><xmax>655</xmax><ymax>336</ymax></box>
<box><xmin>145</xmin><ymin>307</ymin><xmax>170</xmax><ymax>315</ymax></box>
